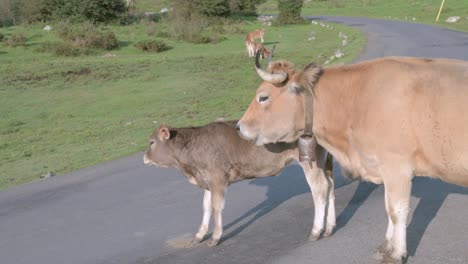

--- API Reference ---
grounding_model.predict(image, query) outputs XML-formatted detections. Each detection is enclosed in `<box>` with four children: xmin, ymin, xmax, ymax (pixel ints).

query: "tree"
<box><xmin>276</xmin><ymin>0</ymin><xmax>305</xmax><ymax>25</ymax></box>
<box><xmin>41</xmin><ymin>0</ymin><xmax>126</xmax><ymax>23</ymax></box>
<box><xmin>199</xmin><ymin>0</ymin><xmax>230</xmax><ymax>17</ymax></box>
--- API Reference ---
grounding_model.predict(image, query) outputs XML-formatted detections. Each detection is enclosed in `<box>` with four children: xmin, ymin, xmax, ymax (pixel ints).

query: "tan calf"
<box><xmin>237</xmin><ymin>54</ymin><xmax>468</xmax><ymax>263</ymax></box>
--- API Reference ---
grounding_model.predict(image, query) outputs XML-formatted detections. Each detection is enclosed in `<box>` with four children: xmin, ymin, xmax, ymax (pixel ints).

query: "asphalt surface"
<box><xmin>1</xmin><ymin>17</ymin><xmax>468</xmax><ymax>264</ymax></box>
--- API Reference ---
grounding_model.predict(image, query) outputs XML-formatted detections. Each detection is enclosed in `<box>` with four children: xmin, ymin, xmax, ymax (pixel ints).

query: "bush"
<box><xmin>4</xmin><ymin>33</ymin><xmax>27</xmax><ymax>47</ymax></box>
<box><xmin>37</xmin><ymin>41</ymin><xmax>83</xmax><ymax>56</ymax></box>
<box><xmin>199</xmin><ymin>0</ymin><xmax>230</xmax><ymax>17</ymax></box>
<box><xmin>41</xmin><ymin>0</ymin><xmax>127</xmax><ymax>23</ymax></box>
<box><xmin>37</xmin><ymin>22</ymin><xmax>118</xmax><ymax>56</ymax></box>
<box><xmin>229</xmin><ymin>0</ymin><xmax>266</xmax><ymax>12</ymax></box>
<box><xmin>56</xmin><ymin>22</ymin><xmax>118</xmax><ymax>50</ymax></box>
<box><xmin>134</xmin><ymin>40</ymin><xmax>170</xmax><ymax>52</ymax></box>
<box><xmin>0</xmin><ymin>0</ymin><xmax>43</xmax><ymax>26</ymax></box>
<box><xmin>167</xmin><ymin>0</ymin><xmax>229</xmax><ymax>43</ymax></box>
<box><xmin>276</xmin><ymin>0</ymin><xmax>306</xmax><ymax>25</ymax></box>
<box><xmin>0</xmin><ymin>33</ymin><xmax>4</xmax><ymax>42</ymax></box>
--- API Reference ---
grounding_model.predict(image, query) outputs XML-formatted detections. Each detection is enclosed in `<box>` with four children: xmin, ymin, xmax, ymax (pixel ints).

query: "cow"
<box><xmin>245</xmin><ymin>40</ymin><xmax>270</xmax><ymax>59</ymax></box>
<box><xmin>236</xmin><ymin>53</ymin><xmax>468</xmax><ymax>263</ymax></box>
<box><xmin>246</xmin><ymin>29</ymin><xmax>265</xmax><ymax>43</ymax></box>
<box><xmin>143</xmin><ymin>120</ymin><xmax>335</xmax><ymax>247</ymax></box>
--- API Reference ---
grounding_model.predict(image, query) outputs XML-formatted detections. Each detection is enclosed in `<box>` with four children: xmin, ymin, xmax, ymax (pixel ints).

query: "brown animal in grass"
<box><xmin>245</xmin><ymin>40</ymin><xmax>270</xmax><ymax>58</ymax></box>
<box><xmin>144</xmin><ymin>120</ymin><xmax>335</xmax><ymax>247</ymax></box>
<box><xmin>237</xmin><ymin>54</ymin><xmax>468</xmax><ymax>263</ymax></box>
<box><xmin>245</xmin><ymin>29</ymin><xmax>265</xmax><ymax>43</ymax></box>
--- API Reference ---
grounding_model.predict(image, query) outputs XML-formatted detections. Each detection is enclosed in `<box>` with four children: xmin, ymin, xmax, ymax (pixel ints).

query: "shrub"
<box><xmin>4</xmin><ymin>33</ymin><xmax>27</xmax><ymax>47</ymax></box>
<box><xmin>0</xmin><ymin>33</ymin><xmax>4</xmax><ymax>42</ymax></box>
<box><xmin>56</xmin><ymin>22</ymin><xmax>118</xmax><ymax>50</ymax></box>
<box><xmin>41</xmin><ymin>0</ymin><xmax>127</xmax><ymax>23</ymax></box>
<box><xmin>199</xmin><ymin>0</ymin><xmax>230</xmax><ymax>17</ymax></box>
<box><xmin>167</xmin><ymin>0</ymin><xmax>229</xmax><ymax>43</ymax></box>
<box><xmin>276</xmin><ymin>0</ymin><xmax>306</xmax><ymax>25</ymax></box>
<box><xmin>0</xmin><ymin>0</ymin><xmax>43</xmax><ymax>26</ymax></box>
<box><xmin>134</xmin><ymin>40</ymin><xmax>170</xmax><ymax>52</ymax></box>
<box><xmin>38</xmin><ymin>22</ymin><xmax>119</xmax><ymax>56</ymax></box>
<box><xmin>229</xmin><ymin>0</ymin><xmax>266</xmax><ymax>12</ymax></box>
<box><xmin>37</xmin><ymin>41</ymin><xmax>83</xmax><ymax>56</ymax></box>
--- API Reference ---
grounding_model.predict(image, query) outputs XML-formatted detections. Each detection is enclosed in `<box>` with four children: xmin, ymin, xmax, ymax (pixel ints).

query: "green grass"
<box><xmin>258</xmin><ymin>0</ymin><xmax>468</xmax><ymax>32</ymax></box>
<box><xmin>0</xmin><ymin>20</ymin><xmax>364</xmax><ymax>190</ymax></box>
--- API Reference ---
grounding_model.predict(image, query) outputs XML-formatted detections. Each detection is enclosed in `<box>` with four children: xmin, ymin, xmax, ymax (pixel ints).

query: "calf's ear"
<box><xmin>158</xmin><ymin>126</ymin><xmax>171</xmax><ymax>141</ymax></box>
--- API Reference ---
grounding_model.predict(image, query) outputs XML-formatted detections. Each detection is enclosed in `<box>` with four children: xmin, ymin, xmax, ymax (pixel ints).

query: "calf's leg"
<box><xmin>193</xmin><ymin>190</ymin><xmax>212</xmax><ymax>244</ymax></box>
<box><xmin>207</xmin><ymin>186</ymin><xmax>226</xmax><ymax>247</ymax></box>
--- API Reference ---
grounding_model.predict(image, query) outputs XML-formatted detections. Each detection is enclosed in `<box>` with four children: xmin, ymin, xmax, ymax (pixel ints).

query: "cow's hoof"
<box><xmin>308</xmin><ymin>233</ymin><xmax>321</xmax><ymax>241</ymax></box>
<box><xmin>207</xmin><ymin>238</ymin><xmax>220</xmax><ymax>247</ymax></box>
<box><xmin>380</xmin><ymin>254</ymin><xmax>402</xmax><ymax>264</ymax></box>
<box><xmin>323</xmin><ymin>228</ymin><xmax>334</xmax><ymax>238</ymax></box>
<box><xmin>373</xmin><ymin>242</ymin><xmax>392</xmax><ymax>260</ymax></box>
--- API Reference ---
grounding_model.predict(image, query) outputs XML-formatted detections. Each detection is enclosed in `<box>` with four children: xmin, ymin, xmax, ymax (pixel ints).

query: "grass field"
<box><xmin>0</xmin><ymin>19</ymin><xmax>364</xmax><ymax>190</ymax></box>
<box><xmin>257</xmin><ymin>0</ymin><xmax>468</xmax><ymax>32</ymax></box>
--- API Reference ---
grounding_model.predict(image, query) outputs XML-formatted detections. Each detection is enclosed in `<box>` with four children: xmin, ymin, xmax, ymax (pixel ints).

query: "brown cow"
<box><xmin>143</xmin><ymin>120</ymin><xmax>335</xmax><ymax>247</ymax></box>
<box><xmin>245</xmin><ymin>40</ymin><xmax>270</xmax><ymax>58</ymax></box>
<box><xmin>237</xmin><ymin>54</ymin><xmax>468</xmax><ymax>263</ymax></box>
<box><xmin>246</xmin><ymin>29</ymin><xmax>265</xmax><ymax>43</ymax></box>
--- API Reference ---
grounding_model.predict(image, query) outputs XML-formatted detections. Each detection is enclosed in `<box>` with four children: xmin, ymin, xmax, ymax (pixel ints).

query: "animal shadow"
<box><xmin>221</xmin><ymin>162</ymin><xmax>351</xmax><ymax>243</ymax></box>
<box><xmin>407</xmin><ymin>177</ymin><xmax>468</xmax><ymax>258</ymax></box>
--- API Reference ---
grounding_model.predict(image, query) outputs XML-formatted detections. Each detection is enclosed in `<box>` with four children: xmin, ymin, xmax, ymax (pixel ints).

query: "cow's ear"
<box><xmin>158</xmin><ymin>126</ymin><xmax>171</xmax><ymax>141</ymax></box>
<box><xmin>289</xmin><ymin>63</ymin><xmax>322</xmax><ymax>92</ymax></box>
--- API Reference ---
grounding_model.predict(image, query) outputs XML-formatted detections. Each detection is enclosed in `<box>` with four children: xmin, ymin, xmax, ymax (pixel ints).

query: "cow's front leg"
<box><xmin>192</xmin><ymin>190</ymin><xmax>212</xmax><ymax>245</ymax></box>
<box><xmin>207</xmin><ymin>186</ymin><xmax>226</xmax><ymax>247</ymax></box>
<box><xmin>380</xmin><ymin>172</ymin><xmax>412</xmax><ymax>264</ymax></box>
<box><xmin>301</xmin><ymin>161</ymin><xmax>328</xmax><ymax>241</ymax></box>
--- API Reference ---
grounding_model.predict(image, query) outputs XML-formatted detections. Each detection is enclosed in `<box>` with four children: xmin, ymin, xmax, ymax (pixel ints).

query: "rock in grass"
<box><xmin>40</xmin><ymin>172</ymin><xmax>55</xmax><ymax>179</ymax></box>
<box><xmin>43</xmin><ymin>25</ymin><xmax>52</xmax><ymax>31</ymax></box>
<box><xmin>446</xmin><ymin>16</ymin><xmax>460</xmax><ymax>23</ymax></box>
<box><xmin>335</xmin><ymin>49</ymin><xmax>344</xmax><ymax>58</ymax></box>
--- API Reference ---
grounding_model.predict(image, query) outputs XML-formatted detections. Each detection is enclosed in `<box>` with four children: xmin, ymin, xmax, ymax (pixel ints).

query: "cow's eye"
<box><xmin>258</xmin><ymin>95</ymin><xmax>269</xmax><ymax>103</ymax></box>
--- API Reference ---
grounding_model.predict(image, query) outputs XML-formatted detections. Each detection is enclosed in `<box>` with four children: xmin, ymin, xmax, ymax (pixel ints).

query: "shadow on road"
<box><xmin>221</xmin><ymin>162</ymin><xmax>351</xmax><ymax>243</ymax></box>
<box><xmin>331</xmin><ymin>175</ymin><xmax>468</xmax><ymax>260</ymax></box>
<box><xmin>407</xmin><ymin>178</ymin><xmax>468</xmax><ymax>257</ymax></box>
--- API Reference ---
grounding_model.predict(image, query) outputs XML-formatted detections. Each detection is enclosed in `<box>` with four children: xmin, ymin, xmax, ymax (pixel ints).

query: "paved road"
<box><xmin>1</xmin><ymin>17</ymin><xmax>468</xmax><ymax>264</ymax></box>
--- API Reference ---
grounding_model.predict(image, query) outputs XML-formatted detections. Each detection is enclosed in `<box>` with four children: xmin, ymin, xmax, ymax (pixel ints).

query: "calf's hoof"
<box><xmin>207</xmin><ymin>238</ymin><xmax>220</xmax><ymax>247</ymax></box>
<box><xmin>191</xmin><ymin>237</ymin><xmax>203</xmax><ymax>246</ymax></box>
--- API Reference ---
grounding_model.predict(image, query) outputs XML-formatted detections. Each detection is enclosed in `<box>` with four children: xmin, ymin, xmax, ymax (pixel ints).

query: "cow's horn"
<box><xmin>267</xmin><ymin>45</ymin><xmax>275</xmax><ymax>68</ymax></box>
<box><xmin>255</xmin><ymin>48</ymin><xmax>287</xmax><ymax>84</ymax></box>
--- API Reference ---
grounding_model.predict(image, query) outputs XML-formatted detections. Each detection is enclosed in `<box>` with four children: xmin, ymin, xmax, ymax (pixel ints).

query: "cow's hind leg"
<box><xmin>379</xmin><ymin>169</ymin><xmax>412</xmax><ymax>264</ymax></box>
<box><xmin>323</xmin><ymin>154</ymin><xmax>336</xmax><ymax>237</ymax></box>
<box><xmin>375</xmin><ymin>189</ymin><xmax>395</xmax><ymax>259</ymax></box>
<box><xmin>192</xmin><ymin>190</ymin><xmax>212</xmax><ymax>245</ymax></box>
<box><xmin>207</xmin><ymin>185</ymin><xmax>226</xmax><ymax>247</ymax></box>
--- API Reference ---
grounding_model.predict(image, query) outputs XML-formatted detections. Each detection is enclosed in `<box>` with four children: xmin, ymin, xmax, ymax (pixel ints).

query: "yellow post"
<box><xmin>436</xmin><ymin>0</ymin><xmax>446</xmax><ymax>23</ymax></box>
